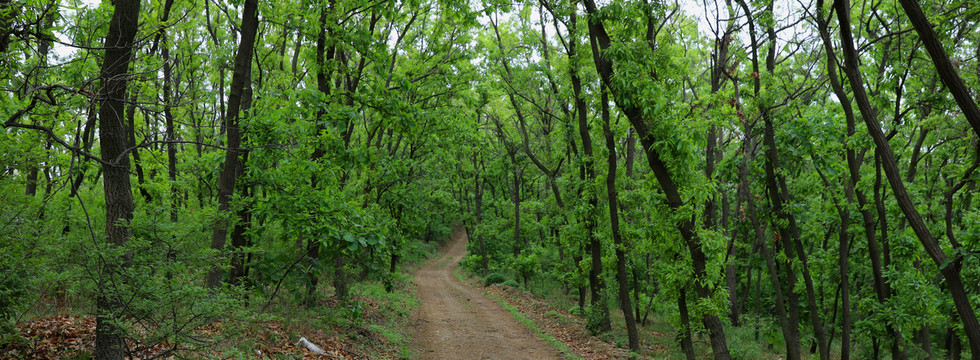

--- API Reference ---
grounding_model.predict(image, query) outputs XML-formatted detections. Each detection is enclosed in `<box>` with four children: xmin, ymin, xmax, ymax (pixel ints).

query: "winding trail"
<box><xmin>411</xmin><ymin>229</ymin><xmax>563</xmax><ymax>359</ymax></box>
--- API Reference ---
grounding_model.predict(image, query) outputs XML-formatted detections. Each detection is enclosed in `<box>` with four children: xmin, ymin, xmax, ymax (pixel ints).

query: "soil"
<box><xmin>411</xmin><ymin>229</ymin><xmax>564</xmax><ymax>360</ymax></box>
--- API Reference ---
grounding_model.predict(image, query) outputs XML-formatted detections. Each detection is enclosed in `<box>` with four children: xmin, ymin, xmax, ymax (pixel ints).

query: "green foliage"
<box><xmin>484</xmin><ymin>272</ymin><xmax>509</xmax><ymax>286</ymax></box>
<box><xmin>0</xmin><ymin>254</ymin><xmax>26</xmax><ymax>345</ymax></box>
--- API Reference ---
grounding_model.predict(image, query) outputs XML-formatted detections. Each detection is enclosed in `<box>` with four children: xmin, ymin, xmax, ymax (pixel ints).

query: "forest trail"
<box><xmin>411</xmin><ymin>228</ymin><xmax>564</xmax><ymax>359</ymax></box>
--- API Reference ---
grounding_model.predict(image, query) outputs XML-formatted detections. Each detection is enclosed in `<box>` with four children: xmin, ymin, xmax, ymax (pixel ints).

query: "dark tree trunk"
<box><xmin>678</xmin><ymin>287</ymin><xmax>696</xmax><ymax>360</ymax></box>
<box><xmin>474</xmin><ymin>157</ymin><xmax>488</xmax><ymax>277</ymax></box>
<box><xmin>750</xmin><ymin>191</ymin><xmax>800</xmax><ymax>360</ymax></box>
<box><xmin>707</xmin><ymin>1</ymin><xmax>736</xmax><ymax>327</ymax></box>
<box><xmin>23</xmin><ymin>12</ymin><xmax>53</xmax><ymax>197</ymax></box>
<box><xmin>228</xmin><ymin>84</ymin><xmax>253</xmax><ymax>288</ymax></box>
<box><xmin>600</xmin><ymin>89</ymin><xmax>639</xmax><ymax>350</ymax></box>
<box><xmin>568</xmin><ymin>10</ymin><xmax>609</xmax><ymax>333</ymax></box>
<box><xmin>834</xmin><ymin>0</ymin><xmax>980</xmax><ymax>353</ymax></box>
<box><xmin>580</xmin><ymin>1</ymin><xmax>729</xmax><ymax>356</ymax></box>
<box><xmin>126</xmin><ymin>96</ymin><xmax>151</xmax><ymax>203</ymax></box>
<box><xmin>160</xmin><ymin>0</ymin><xmax>178</xmax><ymax>222</ymax></box>
<box><xmin>509</xmin><ymin>152</ymin><xmax>522</xmax><ymax>258</ymax></box>
<box><xmin>741</xmin><ymin>0</ymin><xmax>828</xmax><ymax>356</ymax></box>
<box><xmin>93</xmin><ymin>0</ymin><xmax>140</xmax><ymax>356</ymax></box>
<box><xmin>307</xmin><ymin>0</ymin><xmax>337</xmax><ymax>303</ymax></box>
<box><xmin>896</xmin><ymin>0</ymin><xmax>980</xmax><ymax>139</ymax></box>
<box><xmin>25</xmin><ymin>165</ymin><xmax>38</xmax><ymax>196</ymax></box>
<box><xmin>206</xmin><ymin>0</ymin><xmax>258</xmax><ymax>290</ymax></box>
<box><xmin>818</xmin><ymin>4</ymin><xmax>911</xmax><ymax>348</ymax></box>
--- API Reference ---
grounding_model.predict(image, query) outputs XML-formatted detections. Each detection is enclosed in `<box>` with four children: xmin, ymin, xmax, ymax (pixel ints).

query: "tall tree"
<box><xmin>93</xmin><ymin>0</ymin><xmax>141</xmax><ymax>357</ymax></box>
<box><xmin>579</xmin><ymin>0</ymin><xmax>732</xmax><ymax>357</ymax></box>
<box><xmin>206</xmin><ymin>0</ymin><xmax>259</xmax><ymax>290</ymax></box>
<box><xmin>833</xmin><ymin>0</ymin><xmax>980</xmax><ymax>353</ymax></box>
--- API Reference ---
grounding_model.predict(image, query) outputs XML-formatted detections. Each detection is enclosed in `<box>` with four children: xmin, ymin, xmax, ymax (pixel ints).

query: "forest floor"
<box><xmin>410</xmin><ymin>228</ymin><xmax>628</xmax><ymax>360</ymax></box>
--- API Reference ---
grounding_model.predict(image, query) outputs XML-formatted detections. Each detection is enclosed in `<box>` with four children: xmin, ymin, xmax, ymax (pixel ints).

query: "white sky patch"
<box><xmin>52</xmin><ymin>0</ymin><xmax>101</xmax><ymax>60</ymax></box>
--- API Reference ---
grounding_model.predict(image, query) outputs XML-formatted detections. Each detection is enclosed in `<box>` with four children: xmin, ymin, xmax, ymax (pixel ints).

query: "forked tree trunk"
<box><xmin>206</xmin><ymin>0</ymin><xmax>259</xmax><ymax>290</ymax></box>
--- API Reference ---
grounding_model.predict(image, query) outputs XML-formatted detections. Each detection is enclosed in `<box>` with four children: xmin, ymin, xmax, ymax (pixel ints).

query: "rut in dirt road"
<box><xmin>412</xmin><ymin>229</ymin><xmax>564</xmax><ymax>360</ymax></box>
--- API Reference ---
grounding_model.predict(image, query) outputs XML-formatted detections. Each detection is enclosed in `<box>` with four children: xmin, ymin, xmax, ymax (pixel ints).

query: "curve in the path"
<box><xmin>412</xmin><ymin>229</ymin><xmax>563</xmax><ymax>360</ymax></box>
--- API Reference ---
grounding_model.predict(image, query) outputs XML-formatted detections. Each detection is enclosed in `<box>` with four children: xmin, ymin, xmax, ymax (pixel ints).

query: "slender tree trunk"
<box><xmin>580</xmin><ymin>1</ymin><xmax>729</xmax><ymax>356</ymax></box>
<box><xmin>896</xmin><ymin>0</ymin><xmax>980</xmax><ymax>139</ymax></box>
<box><xmin>307</xmin><ymin>1</ymin><xmax>336</xmax><ymax>304</ymax></box>
<box><xmin>24</xmin><ymin>11</ymin><xmax>55</xmax><ymax>198</ymax></box>
<box><xmin>678</xmin><ymin>286</ymin><xmax>696</xmax><ymax>360</ymax></box>
<box><xmin>750</xmin><ymin>190</ymin><xmax>799</xmax><ymax>360</ymax></box>
<box><xmin>600</xmin><ymin>89</ymin><xmax>638</xmax><ymax>350</ymax></box>
<box><xmin>474</xmin><ymin>158</ymin><xmax>488</xmax><ymax>277</ymax></box>
<box><xmin>93</xmin><ymin>0</ymin><xmax>140</xmax><ymax>356</ymax></box>
<box><xmin>126</xmin><ymin>96</ymin><xmax>151</xmax><ymax>203</ymax></box>
<box><xmin>834</xmin><ymin>0</ymin><xmax>980</xmax><ymax>352</ymax></box>
<box><xmin>736</xmin><ymin>0</ymin><xmax>806</xmax><ymax>356</ymax></box>
<box><xmin>228</xmin><ymin>84</ymin><xmax>253</xmax><ymax>288</ymax></box>
<box><xmin>510</xmin><ymin>151</ymin><xmax>522</xmax><ymax>258</ymax></box>
<box><xmin>206</xmin><ymin>0</ymin><xmax>258</xmax><ymax>290</ymax></box>
<box><xmin>161</xmin><ymin>20</ymin><xmax>178</xmax><ymax>222</ymax></box>
<box><xmin>568</xmin><ymin>10</ymin><xmax>609</xmax><ymax>333</ymax></box>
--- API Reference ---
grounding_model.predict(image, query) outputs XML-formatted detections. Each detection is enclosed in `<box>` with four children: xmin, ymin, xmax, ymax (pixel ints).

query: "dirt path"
<box><xmin>411</xmin><ymin>229</ymin><xmax>564</xmax><ymax>360</ymax></box>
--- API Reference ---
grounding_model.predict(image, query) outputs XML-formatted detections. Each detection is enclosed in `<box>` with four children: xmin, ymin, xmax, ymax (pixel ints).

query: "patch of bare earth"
<box><xmin>411</xmin><ymin>229</ymin><xmax>565</xmax><ymax>359</ymax></box>
<box><xmin>412</xmin><ymin>228</ymin><xmax>631</xmax><ymax>360</ymax></box>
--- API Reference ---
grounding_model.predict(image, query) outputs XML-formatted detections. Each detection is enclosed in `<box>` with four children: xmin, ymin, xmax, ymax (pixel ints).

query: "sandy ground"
<box><xmin>411</xmin><ymin>229</ymin><xmax>564</xmax><ymax>360</ymax></box>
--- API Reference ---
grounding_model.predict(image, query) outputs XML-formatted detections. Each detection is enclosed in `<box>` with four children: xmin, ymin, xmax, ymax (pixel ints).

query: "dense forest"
<box><xmin>1</xmin><ymin>0</ymin><xmax>980</xmax><ymax>358</ymax></box>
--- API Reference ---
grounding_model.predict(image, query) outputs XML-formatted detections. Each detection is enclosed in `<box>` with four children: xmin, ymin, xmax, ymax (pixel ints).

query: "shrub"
<box><xmin>484</xmin><ymin>272</ymin><xmax>508</xmax><ymax>286</ymax></box>
<box><xmin>501</xmin><ymin>279</ymin><xmax>520</xmax><ymax>288</ymax></box>
<box><xmin>0</xmin><ymin>255</ymin><xmax>26</xmax><ymax>346</ymax></box>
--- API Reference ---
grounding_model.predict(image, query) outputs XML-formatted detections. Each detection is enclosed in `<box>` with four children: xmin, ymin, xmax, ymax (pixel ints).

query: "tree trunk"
<box><xmin>228</xmin><ymin>84</ymin><xmax>253</xmax><ymax>288</ymax></box>
<box><xmin>750</xmin><ymin>190</ymin><xmax>800</xmax><ymax>360</ymax></box>
<box><xmin>161</xmin><ymin>1</ymin><xmax>179</xmax><ymax>222</ymax></box>
<box><xmin>474</xmin><ymin>158</ymin><xmax>488</xmax><ymax>277</ymax></box>
<box><xmin>568</xmin><ymin>10</ymin><xmax>609</xmax><ymax>333</ymax></box>
<box><xmin>93</xmin><ymin>0</ymin><xmax>140</xmax><ymax>356</ymax></box>
<box><xmin>834</xmin><ymin>0</ymin><xmax>980</xmax><ymax>353</ymax></box>
<box><xmin>580</xmin><ymin>1</ymin><xmax>729</xmax><ymax>356</ymax></box>
<box><xmin>678</xmin><ymin>287</ymin><xmax>696</xmax><ymax>360</ymax></box>
<box><xmin>206</xmin><ymin>0</ymin><xmax>259</xmax><ymax>290</ymax></box>
<box><xmin>896</xmin><ymin>0</ymin><xmax>980</xmax><ymax>139</ymax></box>
<box><xmin>600</xmin><ymin>89</ymin><xmax>639</xmax><ymax>350</ymax></box>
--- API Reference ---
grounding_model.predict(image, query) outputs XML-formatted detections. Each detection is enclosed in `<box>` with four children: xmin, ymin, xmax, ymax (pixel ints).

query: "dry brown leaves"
<box><xmin>255</xmin><ymin>321</ymin><xmax>368</xmax><ymax>360</ymax></box>
<box><xmin>0</xmin><ymin>314</ymin><xmax>375</xmax><ymax>360</ymax></box>
<box><xmin>2</xmin><ymin>314</ymin><xmax>96</xmax><ymax>359</ymax></box>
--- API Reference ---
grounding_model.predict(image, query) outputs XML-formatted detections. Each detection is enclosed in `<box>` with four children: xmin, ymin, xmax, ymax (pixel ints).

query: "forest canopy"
<box><xmin>1</xmin><ymin>0</ymin><xmax>980</xmax><ymax>358</ymax></box>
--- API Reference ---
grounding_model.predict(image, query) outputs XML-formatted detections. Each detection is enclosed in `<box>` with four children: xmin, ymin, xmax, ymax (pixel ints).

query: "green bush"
<box><xmin>484</xmin><ymin>272</ymin><xmax>508</xmax><ymax>286</ymax></box>
<box><xmin>0</xmin><ymin>255</ymin><xmax>26</xmax><ymax>346</ymax></box>
<box><xmin>502</xmin><ymin>279</ymin><xmax>520</xmax><ymax>288</ymax></box>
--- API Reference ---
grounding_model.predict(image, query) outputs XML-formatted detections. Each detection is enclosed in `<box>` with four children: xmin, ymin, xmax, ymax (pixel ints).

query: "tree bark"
<box><xmin>159</xmin><ymin>0</ymin><xmax>178</xmax><ymax>222</ymax></box>
<box><xmin>93</xmin><ymin>0</ymin><xmax>140</xmax><ymax>356</ymax></box>
<box><xmin>568</xmin><ymin>10</ymin><xmax>610</xmax><ymax>333</ymax></box>
<box><xmin>834</xmin><ymin>0</ymin><xmax>980</xmax><ymax>353</ymax></box>
<box><xmin>896</xmin><ymin>0</ymin><xmax>980</xmax><ymax>139</ymax></box>
<box><xmin>580</xmin><ymin>1</ymin><xmax>729</xmax><ymax>357</ymax></box>
<box><xmin>206</xmin><ymin>0</ymin><xmax>258</xmax><ymax>290</ymax></box>
<box><xmin>678</xmin><ymin>287</ymin><xmax>696</xmax><ymax>360</ymax></box>
<box><xmin>600</xmin><ymin>89</ymin><xmax>638</xmax><ymax>350</ymax></box>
